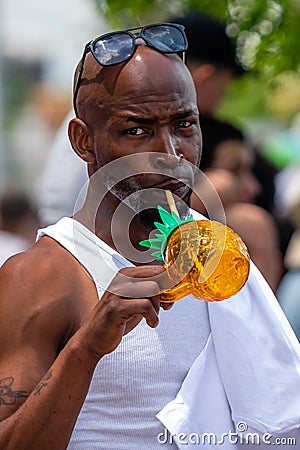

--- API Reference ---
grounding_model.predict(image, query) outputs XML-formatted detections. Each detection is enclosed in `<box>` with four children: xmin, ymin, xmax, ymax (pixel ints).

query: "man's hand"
<box><xmin>75</xmin><ymin>265</ymin><xmax>168</xmax><ymax>359</ymax></box>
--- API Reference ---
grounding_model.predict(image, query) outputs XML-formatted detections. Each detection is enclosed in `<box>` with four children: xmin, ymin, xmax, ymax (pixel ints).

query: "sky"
<box><xmin>0</xmin><ymin>0</ymin><xmax>109</xmax><ymax>90</ymax></box>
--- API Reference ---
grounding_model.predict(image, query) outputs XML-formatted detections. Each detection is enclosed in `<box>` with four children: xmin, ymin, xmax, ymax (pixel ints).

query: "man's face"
<box><xmin>86</xmin><ymin>47</ymin><xmax>202</xmax><ymax>219</ymax></box>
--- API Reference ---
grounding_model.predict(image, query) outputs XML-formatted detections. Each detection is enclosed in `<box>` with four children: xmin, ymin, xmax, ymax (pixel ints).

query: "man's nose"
<box><xmin>154</xmin><ymin>132</ymin><xmax>183</xmax><ymax>168</ymax></box>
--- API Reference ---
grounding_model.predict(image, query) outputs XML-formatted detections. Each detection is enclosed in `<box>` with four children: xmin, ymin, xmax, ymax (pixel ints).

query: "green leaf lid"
<box><xmin>139</xmin><ymin>205</ymin><xmax>194</xmax><ymax>261</ymax></box>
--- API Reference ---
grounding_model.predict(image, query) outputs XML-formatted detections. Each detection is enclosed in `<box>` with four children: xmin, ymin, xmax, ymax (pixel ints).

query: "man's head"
<box><xmin>72</xmin><ymin>23</ymin><xmax>188</xmax><ymax>118</ymax></box>
<box><xmin>169</xmin><ymin>12</ymin><xmax>244</xmax><ymax>115</ymax></box>
<box><xmin>68</xmin><ymin>25</ymin><xmax>202</xmax><ymax>226</ymax></box>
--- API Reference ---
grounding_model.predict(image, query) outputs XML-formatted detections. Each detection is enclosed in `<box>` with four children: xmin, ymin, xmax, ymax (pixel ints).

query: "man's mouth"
<box><xmin>150</xmin><ymin>179</ymin><xmax>191</xmax><ymax>199</ymax></box>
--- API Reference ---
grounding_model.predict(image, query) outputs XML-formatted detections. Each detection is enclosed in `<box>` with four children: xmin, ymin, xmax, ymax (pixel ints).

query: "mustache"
<box><xmin>102</xmin><ymin>165</ymin><xmax>196</xmax><ymax>193</ymax></box>
<box><xmin>146</xmin><ymin>175</ymin><xmax>192</xmax><ymax>190</ymax></box>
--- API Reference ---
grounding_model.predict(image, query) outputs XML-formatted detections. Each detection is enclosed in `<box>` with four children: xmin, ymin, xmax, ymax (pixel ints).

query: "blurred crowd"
<box><xmin>1</xmin><ymin>10</ymin><xmax>300</xmax><ymax>341</ymax></box>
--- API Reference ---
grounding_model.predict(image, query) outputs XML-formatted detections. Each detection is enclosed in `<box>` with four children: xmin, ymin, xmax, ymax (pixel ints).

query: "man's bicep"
<box><xmin>0</xmin><ymin>258</ymin><xmax>63</xmax><ymax>421</ymax></box>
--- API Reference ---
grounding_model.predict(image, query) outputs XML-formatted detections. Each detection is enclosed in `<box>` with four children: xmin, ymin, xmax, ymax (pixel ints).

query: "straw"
<box><xmin>166</xmin><ymin>189</ymin><xmax>179</xmax><ymax>216</ymax></box>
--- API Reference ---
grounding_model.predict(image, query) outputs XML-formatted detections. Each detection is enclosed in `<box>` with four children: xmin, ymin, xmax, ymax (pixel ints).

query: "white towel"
<box><xmin>157</xmin><ymin>263</ymin><xmax>300</xmax><ymax>449</ymax></box>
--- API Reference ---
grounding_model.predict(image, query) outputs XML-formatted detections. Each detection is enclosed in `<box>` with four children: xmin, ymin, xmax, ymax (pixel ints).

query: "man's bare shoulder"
<box><xmin>1</xmin><ymin>236</ymin><xmax>81</xmax><ymax>292</ymax></box>
<box><xmin>0</xmin><ymin>236</ymin><xmax>98</xmax><ymax>342</ymax></box>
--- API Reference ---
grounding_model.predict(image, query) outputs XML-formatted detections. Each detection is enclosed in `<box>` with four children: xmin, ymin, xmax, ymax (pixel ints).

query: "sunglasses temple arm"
<box><xmin>73</xmin><ymin>62</ymin><xmax>83</xmax><ymax>116</ymax></box>
<box><xmin>73</xmin><ymin>45</ymin><xmax>90</xmax><ymax>117</ymax></box>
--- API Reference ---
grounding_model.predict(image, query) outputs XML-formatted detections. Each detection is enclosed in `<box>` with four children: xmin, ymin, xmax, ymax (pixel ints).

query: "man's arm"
<box><xmin>0</xmin><ymin>247</ymin><xmax>163</xmax><ymax>449</ymax></box>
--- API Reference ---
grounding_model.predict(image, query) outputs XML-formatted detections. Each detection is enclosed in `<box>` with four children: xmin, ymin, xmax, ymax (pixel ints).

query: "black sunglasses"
<box><xmin>73</xmin><ymin>22</ymin><xmax>188</xmax><ymax>116</ymax></box>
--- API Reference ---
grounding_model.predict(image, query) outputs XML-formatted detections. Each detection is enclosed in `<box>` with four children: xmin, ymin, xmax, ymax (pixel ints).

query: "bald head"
<box><xmin>75</xmin><ymin>45</ymin><xmax>197</xmax><ymax>122</ymax></box>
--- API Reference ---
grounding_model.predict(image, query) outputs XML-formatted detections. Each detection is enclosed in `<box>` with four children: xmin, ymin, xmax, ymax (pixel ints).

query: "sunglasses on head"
<box><xmin>73</xmin><ymin>22</ymin><xmax>188</xmax><ymax>116</ymax></box>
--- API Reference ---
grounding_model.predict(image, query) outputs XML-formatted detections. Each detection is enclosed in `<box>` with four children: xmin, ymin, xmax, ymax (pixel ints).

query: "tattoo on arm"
<box><xmin>0</xmin><ymin>377</ymin><xmax>28</xmax><ymax>405</ymax></box>
<box><xmin>33</xmin><ymin>371</ymin><xmax>52</xmax><ymax>396</ymax></box>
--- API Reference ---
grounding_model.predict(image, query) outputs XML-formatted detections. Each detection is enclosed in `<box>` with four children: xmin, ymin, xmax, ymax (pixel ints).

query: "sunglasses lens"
<box><xmin>93</xmin><ymin>33</ymin><xmax>133</xmax><ymax>66</ymax></box>
<box><xmin>143</xmin><ymin>24</ymin><xmax>187</xmax><ymax>53</ymax></box>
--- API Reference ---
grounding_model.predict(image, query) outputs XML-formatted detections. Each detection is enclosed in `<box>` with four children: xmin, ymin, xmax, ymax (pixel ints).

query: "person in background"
<box><xmin>0</xmin><ymin>189</ymin><xmax>40</xmax><ymax>266</ymax></box>
<box><xmin>191</xmin><ymin>115</ymin><xmax>283</xmax><ymax>291</ymax></box>
<box><xmin>37</xmin><ymin>11</ymin><xmax>244</xmax><ymax>226</ymax></box>
<box><xmin>252</xmin><ymin>148</ymin><xmax>295</xmax><ymax>270</ymax></box>
<box><xmin>11</xmin><ymin>81</ymin><xmax>71</xmax><ymax>192</ymax></box>
<box><xmin>169</xmin><ymin>11</ymin><xmax>244</xmax><ymax>116</ymax></box>
<box><xmin>275</xmin><ymin>164</ymin><xmax>300</xmax><ymax>340</ymax></box>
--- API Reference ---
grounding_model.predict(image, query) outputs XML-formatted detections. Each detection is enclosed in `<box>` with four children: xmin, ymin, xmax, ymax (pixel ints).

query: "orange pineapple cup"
<box><xmin>139</xmin><ymin>206</ymin><xmax>250</xmax><ymax>302</ymax></box>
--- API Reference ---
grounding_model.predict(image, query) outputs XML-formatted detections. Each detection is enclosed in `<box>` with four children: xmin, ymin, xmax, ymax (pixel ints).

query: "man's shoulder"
<box><xmin>1</xmin><ymin>236</ymin><xmax>74</xmax><ymax>283</ymax></box>
<box><xmin>0</xmin><ymin>236</ymin><xmax>94</xmax><ymax>310</ymax></box>
<box><xmin>0</xmin><ymin>236</ymin><xmax>97</xmax><ymax>344</ymax></box>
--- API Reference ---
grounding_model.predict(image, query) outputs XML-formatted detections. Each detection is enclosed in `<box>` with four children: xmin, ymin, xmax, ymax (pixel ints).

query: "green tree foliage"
<box><xmin>227</xmin><ymin>0</ymin><xmax>300</xmax><ymax>75</ymax></box>
<box><xmin>94</xmin><ymin>0</ymin><xmax>300</xmax><ymax>75</ymax></box>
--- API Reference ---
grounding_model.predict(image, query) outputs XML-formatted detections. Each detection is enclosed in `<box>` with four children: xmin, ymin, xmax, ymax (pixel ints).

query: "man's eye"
<box><xmin>126</xmin><ymin>127</ymin><xmax>145</xmax><ymax>136</ymax></box>
<box><xmin>177</xmin><ymin>120</ymin><xmax>194</xmax><ymax>129</ymax></box>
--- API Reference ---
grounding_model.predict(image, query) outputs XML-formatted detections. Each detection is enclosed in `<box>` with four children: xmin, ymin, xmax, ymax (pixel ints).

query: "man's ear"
<box><xmin>68</xmin><ymin>118</ymin><xmax>96</xmax><ymax>163</ymax></box>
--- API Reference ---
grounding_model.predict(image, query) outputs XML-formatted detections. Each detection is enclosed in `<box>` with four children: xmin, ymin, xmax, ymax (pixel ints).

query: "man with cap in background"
<box><xmin>37</xmin><ymin>10</ymin><xmax>244</xmax><ymax>226</ymax></box>
<box><xmin>169</xmin><ymin>11</ymin><xmax>244</xmax><ymax>116</ymax></box>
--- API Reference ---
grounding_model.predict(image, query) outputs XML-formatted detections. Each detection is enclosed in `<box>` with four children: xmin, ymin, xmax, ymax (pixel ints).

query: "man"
<box><xmin>0</xmin><ymin>24</ymin><xmax>299</xmax><ymax>450</ymax></box>
<box><xmin>37</xmin><ymin>11</ymin><xmax>243</xmax><ymax>226</ymax></box>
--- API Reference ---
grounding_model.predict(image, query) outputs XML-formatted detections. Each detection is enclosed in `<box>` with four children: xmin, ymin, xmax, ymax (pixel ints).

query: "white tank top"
<box><xmin>37</xmin><ymin>217</ymin><xmax>211</xmax><ymax>449</ymax></box>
